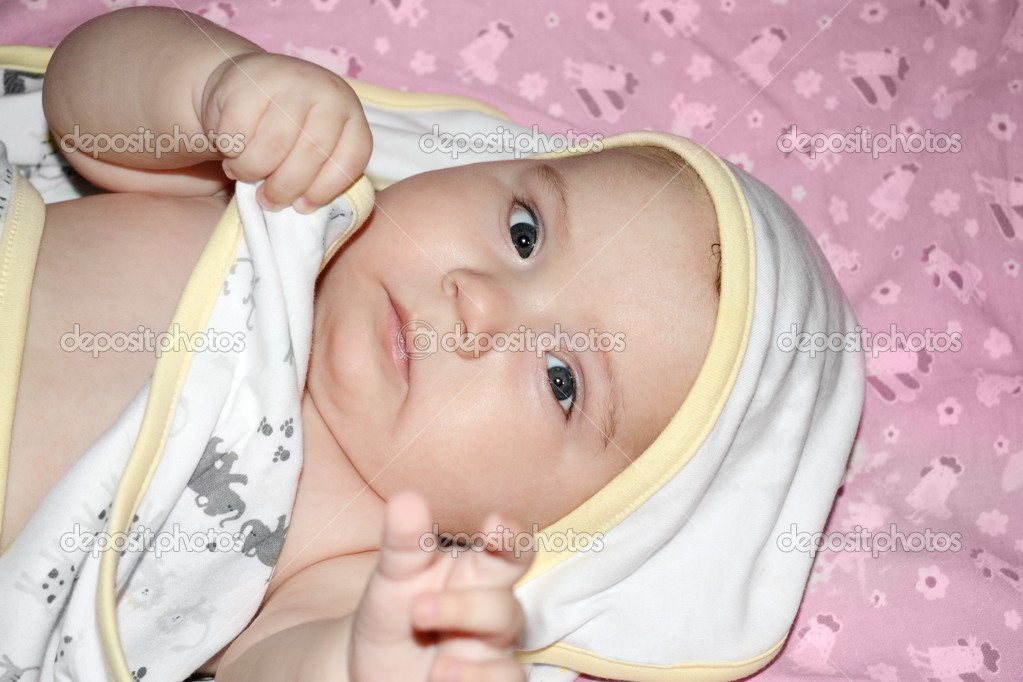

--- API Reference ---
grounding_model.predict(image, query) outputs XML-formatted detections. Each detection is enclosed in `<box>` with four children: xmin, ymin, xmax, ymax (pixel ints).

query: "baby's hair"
<box><xmin>616</xmin><ymin>146</ymin><xmax>722</xmax><ymax>296</ymax></box>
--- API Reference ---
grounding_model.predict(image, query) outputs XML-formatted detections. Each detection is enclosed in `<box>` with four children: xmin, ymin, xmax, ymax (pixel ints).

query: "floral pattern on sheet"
<box><xmin>3</xmin><ymin>0</ymin><xmax>1021</xmax><ymax>680</ymax></box>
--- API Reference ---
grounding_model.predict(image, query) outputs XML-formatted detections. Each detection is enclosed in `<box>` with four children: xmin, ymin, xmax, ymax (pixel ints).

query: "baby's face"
<box><xmin>311</xmin><ymin>148</ymin><xmax>718</xmax><ymax>533</ymax></box>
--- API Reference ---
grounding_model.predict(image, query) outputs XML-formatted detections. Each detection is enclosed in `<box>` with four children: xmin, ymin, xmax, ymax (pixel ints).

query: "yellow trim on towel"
<box><xmin>346</xmin><ymin>77</ymin><xmax>512</xmax><ymax>122</ymax></box>
<box><xmin>519</xmin><ymin>132</ymin><xmax>756</xmax><ymax>582</ymax></box>
<box><xmin>321</xmin><ymin>174</ymin><xmax>376</xmax><ymax>271</ymax></box>
<box><xmin>516</xmin><ymin>633</ymin><xmax>787</xmax><ymax>682</ymax></box>
<box><xmin>510</xmin><ymin>132</ymin><xmax>761</xmax><ymax>678</ymax></box>
<box><xmin>0</xmin><ymin>163</ymin><xmax>47</xmax><ymax>556</ymax></box>
<box><xmin>1</xmin><ymin>42</ymin><xmax>765</xmax><ymax>679</ymax></box>
<box><xmin>96</xmin><ymin>199</ymin><xmax>243</xmax><ymax>682</ymax></box>
<box><xmin>0</xmin><ymin>45</ymin><xmax>52</xmax><ymax>74</ymax></box>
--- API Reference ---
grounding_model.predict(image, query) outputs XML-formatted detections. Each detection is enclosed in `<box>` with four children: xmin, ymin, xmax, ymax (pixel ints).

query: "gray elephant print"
<box><xmin>188</xmin><ymin>437</ymin><xmax>248</xmax><ymax>526</ymax></box>
<box><xmin>240</xmin><ymin>515</ymin><xmax>288</xmax><ymax>567</ymax></box>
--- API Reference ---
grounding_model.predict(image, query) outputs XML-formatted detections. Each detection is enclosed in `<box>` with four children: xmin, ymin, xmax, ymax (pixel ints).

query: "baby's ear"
<box><xmin>711</xmin><ymin>242</ymin><xmax>722</xmax><ymax>294</ymax></box>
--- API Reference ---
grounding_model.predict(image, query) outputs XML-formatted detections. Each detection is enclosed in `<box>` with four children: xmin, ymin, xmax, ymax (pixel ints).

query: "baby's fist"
<box><xmin>350</xmin><ymin>492</ymin><xmax>534</xmax><ymax>682</ymax></box>
<box><xmin>200</xmin><ymin>52</ymin><xmax>371</xmax><ymax>213</ymax></box>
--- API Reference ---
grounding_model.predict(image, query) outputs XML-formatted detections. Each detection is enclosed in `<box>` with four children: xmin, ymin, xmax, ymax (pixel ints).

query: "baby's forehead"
<box><xmin>538</xmin><ymin>148</ymin><xmax>711</xmax><ymax>203</ymax></box>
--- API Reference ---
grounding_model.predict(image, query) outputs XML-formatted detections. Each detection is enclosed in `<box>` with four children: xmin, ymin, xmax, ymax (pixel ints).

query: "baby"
<box><xmin>1</xmin><ymin>7</ymin><xmax>722</xmax><ymax>682</ymax></box>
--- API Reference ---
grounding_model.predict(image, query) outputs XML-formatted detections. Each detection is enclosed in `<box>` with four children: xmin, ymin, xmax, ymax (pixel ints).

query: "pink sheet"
<box><xmin>4</xmin><ymin>1</ymin><xmax>1021</xmax><ymax>680</ymax></box>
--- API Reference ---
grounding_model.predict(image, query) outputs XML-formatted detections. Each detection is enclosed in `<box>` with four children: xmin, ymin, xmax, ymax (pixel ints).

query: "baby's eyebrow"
<box><xmin>597</xmin><ymin>348</ymin><xmax>623</xmax><ymax>451</ymax></box>
<box><xmin>531</xmin><ymin>163</ymin><xmax>570</xmax><ymax>239</ymax></box>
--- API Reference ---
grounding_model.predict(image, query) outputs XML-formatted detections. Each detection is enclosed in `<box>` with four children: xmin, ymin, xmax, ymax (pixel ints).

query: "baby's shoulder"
<box><xmin>197</xmin><ymin>551</ymin><xmax>377</xmax><ymax>676</ymax></box>
<box><xmin>263</xmin><ymin>550</ymin><xmax>379</xmax><ymax>615</ymax></box>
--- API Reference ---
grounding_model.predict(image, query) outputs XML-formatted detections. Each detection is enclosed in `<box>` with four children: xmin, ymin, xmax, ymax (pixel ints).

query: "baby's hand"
<box><xmin>199</xmin><ymin>52</ymin><xmax>372</xmax><ymax>213</ymax></box>
<box><xmin>349</xmin><ymin>491</ymin><xmax>533</xmax><ymax>682</ymax></box>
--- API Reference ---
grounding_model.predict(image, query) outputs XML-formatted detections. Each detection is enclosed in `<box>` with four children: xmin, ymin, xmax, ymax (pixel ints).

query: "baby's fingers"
<box><xmin>450</xmin><ymin>513</ymin><xmax>535</xmax><ymax>589</ymax></box>
<box><xmin>377</xmin><ymin>490</ymin><xmax>437</xmax><ymax>582</ymax></box>
<box><xmin>431</xmin><ymin>656</ymin><xmax>526</xmax><ymax>682</ymax></box>
<box><xmin>414</xmin><ymin>589</ymin><xmax>524</xmax><ymax>648</ymax></box>
<box><xmin>294</xmin><ymin>112</ymin><xmax>372</xmax><ymax>213</ymax></box>
<box><xmin>223</xmin><ymin>96</ymin><xmax>306</xmax><ymax>186</ymax></box>
<box><xmin>257</xmin><ymin>102</ymin><xmax>344</xmax><ymax>210</ymax></box>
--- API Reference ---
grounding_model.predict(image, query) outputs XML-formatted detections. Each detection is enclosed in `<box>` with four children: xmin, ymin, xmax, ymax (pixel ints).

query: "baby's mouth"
<box><xmin>386</xmin><ymin>290</ymin><xmax>411</xmax><ymax>389</ymax></box>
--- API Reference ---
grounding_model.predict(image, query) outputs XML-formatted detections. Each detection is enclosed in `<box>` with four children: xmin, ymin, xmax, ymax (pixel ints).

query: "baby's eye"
<box><xmin>545</xmin><ymin>353</ymin><xmax>576</xmax><ymax>415</ymax></box>
<box><xmin>510</xmin><ymin>204</ymin><xmax>539</xmax><ymax>259</ymax></box>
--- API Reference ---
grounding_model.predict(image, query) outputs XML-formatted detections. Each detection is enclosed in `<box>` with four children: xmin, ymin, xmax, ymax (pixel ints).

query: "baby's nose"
<box><xmin>444</xmin><ymin>269</ymin><xmax>515</xmax><ymax>347</ymax></box>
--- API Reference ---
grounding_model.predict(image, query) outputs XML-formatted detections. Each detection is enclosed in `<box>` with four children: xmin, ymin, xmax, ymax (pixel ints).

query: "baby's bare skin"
<box><xmin>2</xmin><ymin>10</ymin><xmax>536</xmax><ymax>679</ymax></box>
<box><xmin>2</xmin><ymin>7</ymin><xmax>719</xmax><ymax>682</ymax></box>
<box><xmin>4</xmin><ymin>192</ymin><xmax>227</xmax><ymax>556</ymax></box>
<box><xmin>3</xmin><ymin>191</ymin><xmax>392</xmax><ymax>674</ymax></box>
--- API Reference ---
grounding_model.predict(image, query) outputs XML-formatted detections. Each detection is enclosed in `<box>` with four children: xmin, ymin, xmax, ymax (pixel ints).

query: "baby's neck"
<box><xmin>264</xmin><ymin>388</ymin><xmax>386</xmax><ymax>597</ymax></box>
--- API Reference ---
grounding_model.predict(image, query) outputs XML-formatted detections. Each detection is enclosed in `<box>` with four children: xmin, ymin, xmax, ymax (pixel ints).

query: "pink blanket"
<box><xmin>4</xmin><ymin>1</ymin><xmax>1021</xmax><ymax>680</ymax></box>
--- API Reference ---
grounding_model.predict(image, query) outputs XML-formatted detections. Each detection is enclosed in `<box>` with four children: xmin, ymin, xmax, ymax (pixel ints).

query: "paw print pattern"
<box><xmin>53</xmin><ymin>635</ymin><xmax>72</xmax><ymax>664</ymax></box>
<box><xmin>41</xmin><ymin>568</ymin><xmax>67</xmax><ymax>603</ymax></box>
<box><xmin>273</xmin><ymin>446</ymin><xmax>291</xmax><ymax>463</ymax></box>
<box><xmin>257</xmin><ymin>417</ymin><xmax>273</xmax><ymax>436</ymax></box>
<box><xmin>280</xmin><ymin>417</ymin><xmax>294</xmax><ymax>438</ymax></box>
<box><xmin>131</xmin><ymin>667</ymin><xmax>148</xmax><ymax>681</ymax></box>
<box><xmin>13</xmin><ymin>549</ymin><xmax>80</xmax><ymax>607</ymax></box>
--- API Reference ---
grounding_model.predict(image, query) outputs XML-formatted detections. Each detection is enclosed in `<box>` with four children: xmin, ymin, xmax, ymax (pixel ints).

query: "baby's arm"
<box><xmin>215</xmin><ymin>492</ymin><xmax>531</xmax><ymax>682</ymax></box>
<box><xmin>43</xmin><ymin>7</ymin><xmax>370</xmax><ymax>211</ymax></box>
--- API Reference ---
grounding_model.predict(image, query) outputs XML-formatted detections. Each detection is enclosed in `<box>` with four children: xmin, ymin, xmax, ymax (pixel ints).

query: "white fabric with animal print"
<box><xmin>0</xmin><ymin>54</ymin><xmax>867</xmax><ymax>682</ymax></box>
<box><xmin>0</xmin><ymin>64</ymin><xmax>375</xmax><ymax>681</ymax></box>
